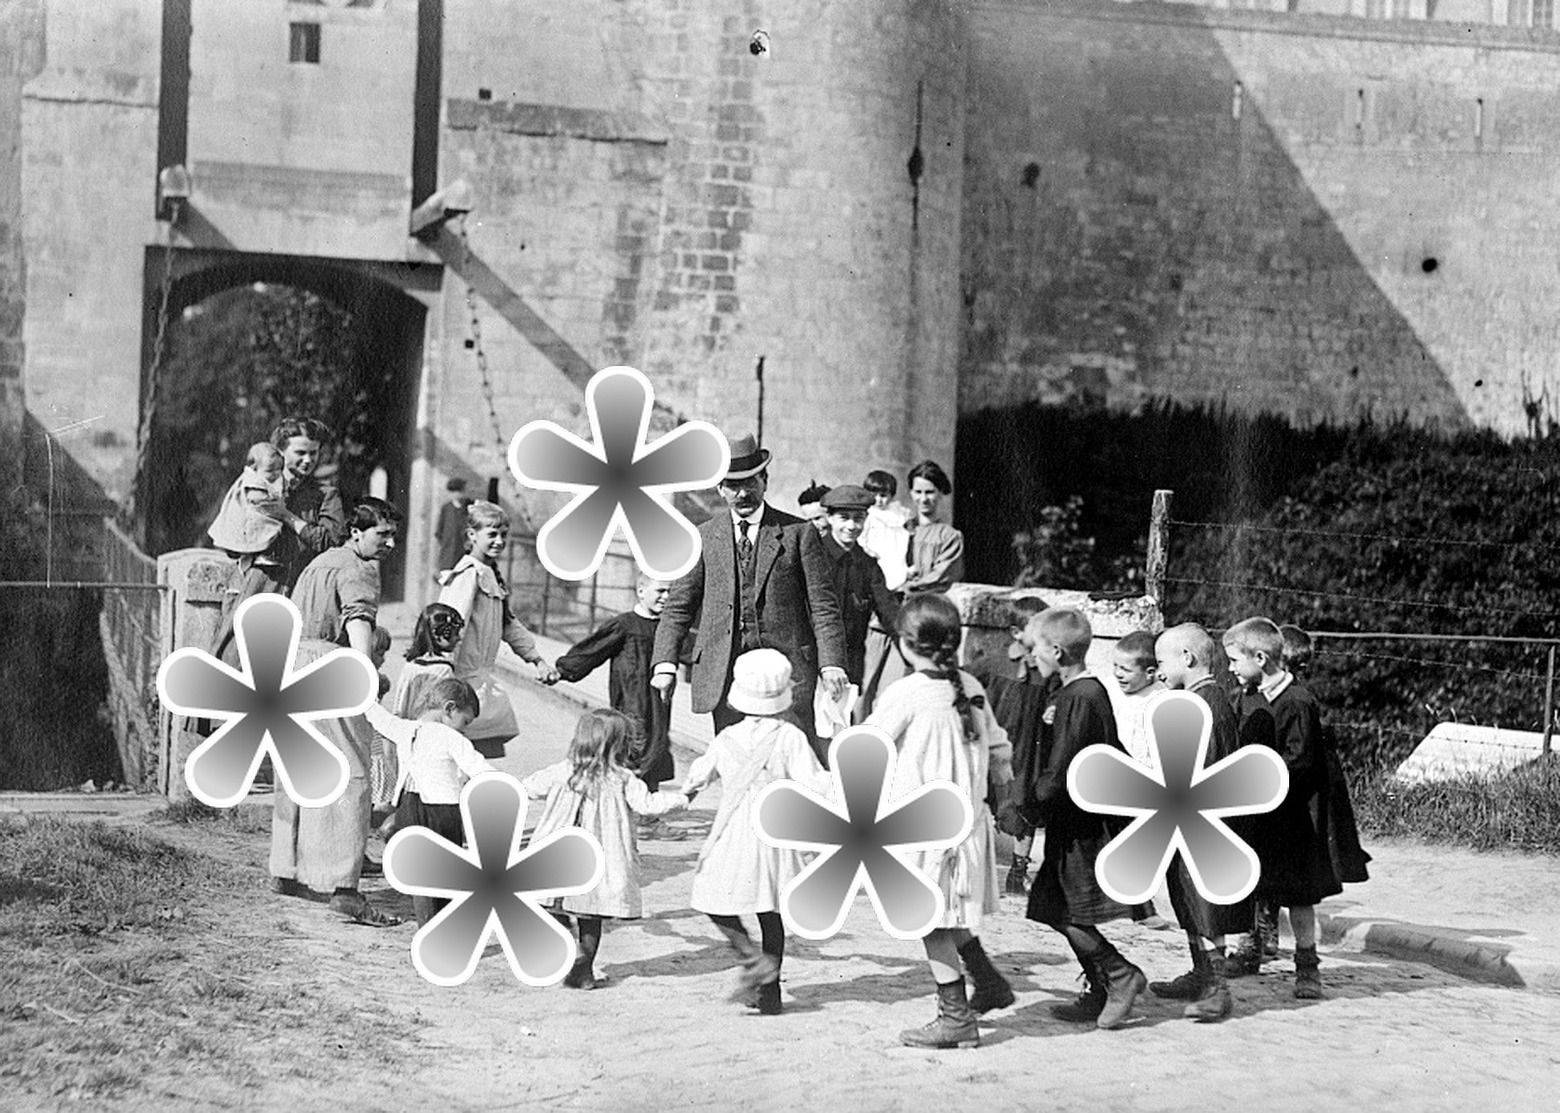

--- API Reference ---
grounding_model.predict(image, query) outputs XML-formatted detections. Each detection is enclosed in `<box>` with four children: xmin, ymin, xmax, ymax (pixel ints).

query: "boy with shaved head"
<box><xmin>1147</xmin><ymin>623</ymin><xmax>1253</xmax><ymax>1021</ymax></box>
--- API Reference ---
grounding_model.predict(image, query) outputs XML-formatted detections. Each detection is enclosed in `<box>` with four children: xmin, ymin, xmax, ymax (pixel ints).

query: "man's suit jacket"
<box><xmin>653</xmin><ymin>504</ymin><xmax>847</xmax><ymax>716</ymax></box>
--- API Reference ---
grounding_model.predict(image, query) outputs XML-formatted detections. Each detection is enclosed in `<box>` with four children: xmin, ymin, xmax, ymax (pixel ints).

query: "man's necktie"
<box><xmin>738</xmin><ymin>519</ymin><xmax>754</xmax><ymax>566</ymax></box>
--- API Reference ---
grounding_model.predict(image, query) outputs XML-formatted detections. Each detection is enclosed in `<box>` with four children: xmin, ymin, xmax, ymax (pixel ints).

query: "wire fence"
<box><xmin>1154</xmin><ymin>491</ymin><xmax>1560</xmax><ymax>772</ymax></box>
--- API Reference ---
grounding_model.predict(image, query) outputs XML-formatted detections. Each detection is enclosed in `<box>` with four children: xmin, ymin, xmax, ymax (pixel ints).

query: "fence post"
<box><xmin>1543</xmin><ymin>644</ymin><xmax>1556</xmax><ymax>757</ymax></box>
<box><xmin>1145</xmin><ymin>489</ymin><xmax>1173</xmax><ymax>604</ymax></box>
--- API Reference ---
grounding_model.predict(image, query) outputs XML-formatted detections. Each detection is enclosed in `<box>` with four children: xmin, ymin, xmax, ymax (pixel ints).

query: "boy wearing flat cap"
<box><xmin>651</xmin><ymin>434</ymin><xmax>849</xmax><ymax>766</ymax></box>
<box><xmin>819</xmin><ymin>485</ymin><xmax>901</xmax><ymax>691</ymax></box>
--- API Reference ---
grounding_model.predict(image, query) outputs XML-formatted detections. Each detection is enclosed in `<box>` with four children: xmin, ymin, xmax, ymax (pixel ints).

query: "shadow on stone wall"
<box><xmin>958</xmin><ymin>4</ymin><xmax>1467</xmax><ymax>428</ymax></box>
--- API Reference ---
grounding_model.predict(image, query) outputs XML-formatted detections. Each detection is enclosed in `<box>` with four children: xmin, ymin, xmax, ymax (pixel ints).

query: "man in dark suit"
<box><xmin>651</xmin><ymin>434</ymin><xmax>849</xmax><ymax>764</ymax></box>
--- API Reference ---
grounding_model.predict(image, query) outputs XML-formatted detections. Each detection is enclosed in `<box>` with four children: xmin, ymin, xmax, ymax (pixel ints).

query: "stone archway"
<box><xmin>138</xmin><ymin>249</ymin><xmax>440</xmax><ymax>601</ymax></box>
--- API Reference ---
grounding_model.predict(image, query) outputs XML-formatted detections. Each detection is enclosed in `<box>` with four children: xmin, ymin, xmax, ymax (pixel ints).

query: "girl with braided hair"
<box><xmin>864</xmin><ymin>594</ymin><xmax>1016</xmax><ymax>1050</ymax></box>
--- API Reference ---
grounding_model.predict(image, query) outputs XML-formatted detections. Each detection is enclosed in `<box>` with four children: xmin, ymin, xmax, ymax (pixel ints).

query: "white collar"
<box><xmin>732</xmin><ymin>505</ymin><xmax>765</xmax><ymax>531</ymax></box>
<box><xmin>1259</xmin><ymin>670</ymin><xmax>1293</xmax><ymax>702</ymax></box>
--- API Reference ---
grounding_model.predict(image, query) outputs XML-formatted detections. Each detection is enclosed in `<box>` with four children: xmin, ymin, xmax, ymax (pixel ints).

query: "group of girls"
<box><xmin>383</xmin><ymin>580</ymin><xmax>1011</xmax><ymax>1051</ymax></box>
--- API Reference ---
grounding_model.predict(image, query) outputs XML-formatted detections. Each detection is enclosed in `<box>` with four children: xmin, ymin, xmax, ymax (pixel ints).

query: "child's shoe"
<box><xmin>899</xmin><ymin>980</ymin><xmax>979</xmax><ymax>1049</ymax></box>
<box><xmin>1257</xmin><ymin>900</ymin><xmax>1281</xmax><ymax>960</ymax></box>
<box><xmin>1293</xmin><ymin>945</ymin><xmax>1324</xmax><ymax>1000</ymax></box>
<box><xmin>1004</xmin><ymin>855</ymin><xmax>1030</xmax><ymax>896</ymax></box>
<box><xmin>1050</xmin><ymin>962</ymin><xmax>1106</xmax><ymax>1023</ymax></box>
<box><xmin>1224</xmin><ymin>934</ymin><xmax>1263</xmax><ymax>977</ymax></box>
<box><xmin>562</xmin><ymin>960</ymin><xmax>598</xmax><ymax>990</ymax></box>
<box><xmin>1149</xmin><ymin>943</ymin><xmax>1209</xmax><ymax>1001</ymax></box>
<box><xmin>754</xmin><ymin>981</ymin><xmax>783</xmax><ymax>1016</ymax></box>
<box><xmin>1095</xmin><ymin>946</ymin><xmax>1147</xmax><ymax>1030</ymax></box>
<box><xmin>957</xmin><ymin>937</ymin><xmax>1015</xmax><ymax>1014</ymax></box>
<box><xmin>1183</xmin><ymin>953</ymin><xmax>1233</xmax><ymax>1023</ymax></box>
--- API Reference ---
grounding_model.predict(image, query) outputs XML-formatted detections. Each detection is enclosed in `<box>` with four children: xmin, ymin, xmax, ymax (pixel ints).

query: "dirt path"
<box><xmin>75</xmin><ymin>814</ymin><xmax>1551</xmax><ymax>1113</ymax></box>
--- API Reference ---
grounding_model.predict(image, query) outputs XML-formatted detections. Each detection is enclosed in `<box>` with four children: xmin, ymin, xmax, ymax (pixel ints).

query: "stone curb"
<box><xmin>1318</xmin><ymin>911</ymin><xmax>1542</xmax><ymax>990</ymax></box>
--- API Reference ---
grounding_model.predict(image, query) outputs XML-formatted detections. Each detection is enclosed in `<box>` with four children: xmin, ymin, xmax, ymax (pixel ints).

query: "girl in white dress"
<box><xmin>682</xmin><ymin>649</ymin><xmax>831</xmax><ymax>1015</ymax></box>
<box><xmin>523</xmin><ymin>709</ymin><xmax>687</xmax><ymax>989</ymax></box>
<box><xmin>865</xmin><ymin>593</ymin><xmax>1016</xmax><ymax>1050</ymax></box>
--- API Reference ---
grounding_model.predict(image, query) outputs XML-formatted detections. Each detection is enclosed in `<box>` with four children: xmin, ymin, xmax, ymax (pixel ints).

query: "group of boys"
<box><xmin>984</xmin><ymin>606</ymin><xmax>1368</xmax><ymax>1028</ymax></box>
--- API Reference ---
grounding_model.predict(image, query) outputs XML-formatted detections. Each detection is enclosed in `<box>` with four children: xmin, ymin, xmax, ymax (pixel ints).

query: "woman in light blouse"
<box><xmin>901</xmin><ymin>459</ymin><xmax>964</xmax><ymax>595</ymax></box>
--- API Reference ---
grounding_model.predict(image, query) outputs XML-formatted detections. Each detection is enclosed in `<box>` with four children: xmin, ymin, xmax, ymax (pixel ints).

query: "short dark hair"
<box><xmin>347</xmin><ymin>496</ymin><xmax>403</xmax><ymax>532</ymax></box>
<box><xmin>907</xmin><ymin>459</ymin><xmax>952</xmax><ymax>496</ymax></box>
<box><xmin>864</xmin><ymin>470</ymin><xmax>897</xmax><ymax>498</ymax></box>
<box><xmin>1114</xmin><ymin>630</ymin><xmax>1158</xmax><ymax>670</ymax></box>
<box><xmin>798</xmin><ymin>479</ymin><xmax>830</xmax><ymax>507</ymax></box>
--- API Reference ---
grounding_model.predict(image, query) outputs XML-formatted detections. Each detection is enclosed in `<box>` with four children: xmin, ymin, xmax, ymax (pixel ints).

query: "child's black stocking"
<box><xmin>1057</xmin><ymin>923</ymin><xmax>1106</xmax><ymax>966</ymax></box>
<box><xmin>757</xmin><ymin>910</ymin><xmax>785</xmax><ymax>971</ymax></box>
<box><xmin>577</xmin><ymin>915</ymin><xmax>603</xmax><ymax>972</ymax></box>
<box><xmin>709</xmin><ymin>913</ymin><xmax>755</xmax><ymax>955</ymax></box>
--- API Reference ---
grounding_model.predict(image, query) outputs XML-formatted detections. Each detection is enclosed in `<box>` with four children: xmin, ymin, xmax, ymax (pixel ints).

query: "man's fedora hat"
<box><xmin>724</xmin><ymin>433</ymin><xmax>772</xmax><ymax>481</ymax></box>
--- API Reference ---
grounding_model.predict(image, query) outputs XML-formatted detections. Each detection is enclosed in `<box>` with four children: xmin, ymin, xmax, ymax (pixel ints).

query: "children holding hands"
<box><xmin>682</xmin><ymin>649</ymin><xmax>832</xmax><ymax>1015</ymax></box>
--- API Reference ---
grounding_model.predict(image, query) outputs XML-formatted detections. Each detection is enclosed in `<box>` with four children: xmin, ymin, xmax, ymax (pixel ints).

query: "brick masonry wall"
<box><xmin>961</xmin><ymin>0</ymin><xmax>1560</xmax><ymax>434</ymax></box>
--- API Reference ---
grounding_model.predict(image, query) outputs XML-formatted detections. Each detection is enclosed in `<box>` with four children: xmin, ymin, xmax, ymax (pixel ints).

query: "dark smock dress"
<box><xmin>1022</xmin><ymin>676</ymin><xmax>1133</xmax><ymax>928</ymax></box>
<box><xmin>1167</xmin><ymin>677</ymin><xmax>1256</xmax><ymax>938</ymax></box>
<box><xmin>557</xmin><ymin>611</ymin><xmax>674</xmax><ymax>788</ymax></box>
<box><xmin>1236</xmin><ymin>681</ymin><xmax>1342</xmax><ymax>907</ymax></box>
<box><xmin>968</xmin><ymin>662</ymin><xmax>1059</xmax><ymax>827</ymax></box>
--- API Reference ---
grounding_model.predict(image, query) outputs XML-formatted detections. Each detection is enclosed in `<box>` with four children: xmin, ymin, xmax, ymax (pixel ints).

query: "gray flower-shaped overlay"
<box><xmin>754</xmin><ymin>727</ymin><xmax>972</xmax><ymax>941</ymax></box>
<box><xmin>1068</xmin><ymin>690</ymin><xmax>1289</xmax><ymax>906</ymax></box>
<box><xmin>383</xmin><ymin>773</ymin><xmax>604</xmax><ymax>988</ymax></box>
<box><xmin>509</xmin><ymin>365</ymin><xmax>729</xmax><ymax>582</ymax></box>
<box><xmin>157</xmin><ymin>594</ymin><xmax>378</xmax><ymax>809</ymax></box>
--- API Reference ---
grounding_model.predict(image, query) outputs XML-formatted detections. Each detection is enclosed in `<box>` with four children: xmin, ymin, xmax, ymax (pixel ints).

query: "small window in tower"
<box><xmin>289</xmin><ymin>22</ymin><xmax>321</xmax><ymax>64</ymax></box>
<box><xmin>1534</xmin><ymin>0</ymin><xmax>1554</xmax><ymax>27</ymax></box>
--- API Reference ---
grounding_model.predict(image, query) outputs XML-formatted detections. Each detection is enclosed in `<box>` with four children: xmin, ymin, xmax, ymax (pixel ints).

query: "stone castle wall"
<box><xmin>961</xmin><ymin>1</ymin><xmax>1560</xmax><ymax>434</ymax></box>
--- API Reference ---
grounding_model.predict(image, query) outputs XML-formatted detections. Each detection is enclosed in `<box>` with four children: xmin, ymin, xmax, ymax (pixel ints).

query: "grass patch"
<box><xmin>1352</xmin><ymin>756</ymin><xmax>1560</xmax><ymax>854</ymax></box>
<box><xmin>0</xmin><ymin>817</ymin><xmax>413</xmax><ymax>1104</ymax></box>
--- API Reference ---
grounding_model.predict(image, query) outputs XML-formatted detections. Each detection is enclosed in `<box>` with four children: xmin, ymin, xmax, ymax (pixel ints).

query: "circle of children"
<box><xmin>201</xmin><ymin>418</ymin><xmax>1370</xmax><ymax>1051</ymax></box>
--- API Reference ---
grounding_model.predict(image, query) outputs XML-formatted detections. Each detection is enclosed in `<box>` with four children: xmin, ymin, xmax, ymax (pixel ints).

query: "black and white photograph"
<box><xmin>2</xmin><ymin>0</ymin><xmax>1558</xmax><ymax>1107</ymax></box>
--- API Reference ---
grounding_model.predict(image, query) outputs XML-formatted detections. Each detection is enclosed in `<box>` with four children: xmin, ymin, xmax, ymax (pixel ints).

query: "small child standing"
<box><xmin>387</xmin><ymin>603</ymin><xmax>466</xmax><ymax>721</ymax></box>
<box><xmin>682</xmin><ymin>649</ymin><xmax>832</xmax><ymax>1016</ymax></box>
<box><xmin>1223</xmin><ymin>617</ymin><xmax>1341</xmax><ymax>999</ymax></box>
<box><xmin>207</xmin><ymin>442</ymin><xmax>286</xmax><ymax>558</ymax></box>
<box><xmin>867</xmin><ymin>594</ymin><xmax>1016</xmax><ymax>1050</ymax></box>
<box><xmin>377</xmin><ymin>603</ymin><xmax>467</xmax><ymax>845</ymax></box>
<box><xmin>1107</xmin><ymin>630</ymin><xmax>1172</xmax><ymax>931</ymax></box>
<box><xmin>1016</xmin><ymin>607</ymin><xmax>1147</xmax><ymax>1030</ymax></box>
<box><xmin>365</xmin><ymin>678</ymin><xmax>492</xmax><ymax>927</ymax></box>
<box><xmin>521</xmin><ymin>709</ymin><xmax>689</xmax><ymax>989</ymax></box>
<box><xmin>556</xmin><ymin>575</ymin><xmax>682</xmax><ymax>840</ymax></box>
<box><xmin>1147</xmin><ymin>623</ymin><xmax>1253</xmax><ymax>1022</ymax></box>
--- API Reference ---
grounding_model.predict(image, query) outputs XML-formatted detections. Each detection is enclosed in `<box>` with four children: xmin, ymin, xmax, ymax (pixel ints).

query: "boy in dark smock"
<box><xmin>1017</xmin><ymin>607</ymin><xmax>1146</xmax><ymax>1031</ymax></box>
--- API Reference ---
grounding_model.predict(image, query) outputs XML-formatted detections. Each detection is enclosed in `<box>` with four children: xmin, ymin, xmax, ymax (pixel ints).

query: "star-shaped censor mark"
<box><xmin>157</xmin><ymin>594</ymin><xmax>378</xmax><ymax>809</ymax></box>
<box><xmin>509</xmin><ymin>365</ymin><xmax>730</xmax><ymax>581</ymax></box>
<box><xmin>1069</xmin><ymin>691</ymin><xmax>1289</xmax><ymax>906</ymax></box>
<box><xmin>754</xmin><ymin>728</ymin><xmax>972</xmax><ymax>941</ymax></box>
<box><xmin>383</xmin><ymin>773</ymin><xmax>603</xmax><ymax>988</ymax></box>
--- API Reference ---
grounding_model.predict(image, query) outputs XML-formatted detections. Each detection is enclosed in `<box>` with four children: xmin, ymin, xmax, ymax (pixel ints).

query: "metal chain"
<box><xmin>123</xmin><ymin>205</ymin><xmax>182</xmax><ymax>536</ymax></box>
<box><xmin>457</xmin><ymin>218</ymin><xmax>531</xmax><ymax>524</ymax></box>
